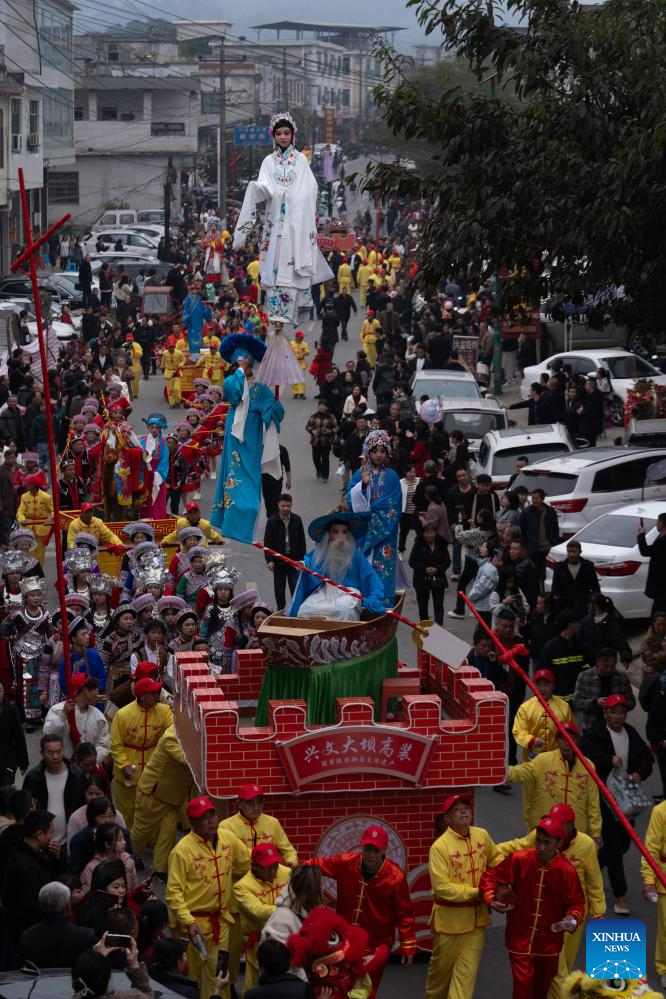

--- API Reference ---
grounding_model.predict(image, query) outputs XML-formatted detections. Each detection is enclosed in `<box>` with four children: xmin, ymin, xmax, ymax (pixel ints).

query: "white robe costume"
<box><xmin>233</xmin><ymin>145</ymin><xmax>332</xmax><ymax>322</ymax></box>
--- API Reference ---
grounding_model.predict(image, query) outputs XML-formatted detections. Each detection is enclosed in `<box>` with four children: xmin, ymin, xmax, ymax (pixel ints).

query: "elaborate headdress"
<box><xmin>208</xmin><ymin>564</ymin><xmax>240</xmax><ymax>591</ymax></box>
<box><xmin>20</xmin><ymin>577</ymin><xmax>46</xmax><ymax>598</ymax></box>
<box><xmin>0</xmin><ymin>550</ymin><xmax>28</xmax><ymax>575</ymax></box>
<box><xmin>269</xmin><ymin>111</ymin><xmax>297</xmax><ymax>138</ymax></box>
<box><xmin>219</xmin><ymin>333</ymin><xmax>266</xmax><ymax>365</ymax></box>
<box><xmin>123</xmin><ymin>521</ymin><xmax>156</xmax><ymax>542</ymax></box>
<box><xmin>9</xmin><ymin>528</ymin><xmax>37</xmax><ymax>552</ymax></box>
<box><xmin>131</xmin><ymin>593</ymin><xmax>156</xmax><ymax>614</ymax></box>
<box><xmin>187</xmin><ymin>545</ymin><xmax>207</xmax><ymax>564</ymax></box>
<box><xmin>65</xmin><ymin>592</ymin><xmax>90</xmax><ymax>612</ymax></box>
<box><xmin>178</xmin><ymin>526</ymin><xmax>205</xmax><ymax>545</ymax></box>
<box><xmin>136</xmin><ymin>564</ymin><xmax>168</xmax><ymax>590</ymax></box>
<box><xmin>143</xmin><ymin>413</ymin><xmax>168</xmax><ymax>430</ymax></box>
<box><xmin>73</xmin><ymin>532</ymin><xmax>99</xmax><ymax>552</ymax></box>
<box><xmin>89</xmin><ymin>573</ymin><xmax>117</xmax><ymax>596</ymax></box>
<box><xmin>362</xmin><ymin>428</ymin><xmax>392</xmax><ymax>456</ymax></box>
<box><xmin>64</xmin><ymin>548</ymin><xmax>95</xmax><ymax>576</ymax></box>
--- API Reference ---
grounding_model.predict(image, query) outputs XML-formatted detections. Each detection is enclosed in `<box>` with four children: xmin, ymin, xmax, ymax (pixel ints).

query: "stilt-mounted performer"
<box><xmin>233</xmin><ymin>111</ymin><xmax>332</xmax><ymax>324</ymax></box>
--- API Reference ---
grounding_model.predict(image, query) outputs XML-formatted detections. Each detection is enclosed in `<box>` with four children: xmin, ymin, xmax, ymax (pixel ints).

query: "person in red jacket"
<box><xmin>479</xmin><ymin>816</ymin><xmax>585</xmax><ymax>999</ymax></box>
<box><xmin>310</xmin><ymin>824</ymin><xmax>416</xmax><ymax>996</ymax></box>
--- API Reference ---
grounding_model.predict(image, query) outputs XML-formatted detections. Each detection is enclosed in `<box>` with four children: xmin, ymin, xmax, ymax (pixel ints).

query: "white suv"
<box><xmin>473</xmin><ymin>424</ymin><xmax>575</xmax><ymax>490</ymax></box>
<box><xmin>511</xmin><ymin>446</ymin><xmax>666</xmax><ymax>538</ymax></box>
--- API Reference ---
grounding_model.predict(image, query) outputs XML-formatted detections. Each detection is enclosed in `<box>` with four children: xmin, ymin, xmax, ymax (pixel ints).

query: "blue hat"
<box><xmin>144</xmin><ymin>413</ymin><xmax>168</xmax><ymax>429</ymax></box>
<box><xmin>220</xmin><ymin>333</ymin><xmax>266</xmax><ymax>365</ymax></box>
<box><xmin>308</xmin><ymin>510</ymin><xmax>370</xmax><ymax>543</ymax></box>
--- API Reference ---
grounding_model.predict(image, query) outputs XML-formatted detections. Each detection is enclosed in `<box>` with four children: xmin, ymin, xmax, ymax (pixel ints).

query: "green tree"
<box><xmin>367</xmin><ymin>0</ymin><xmax>666</xmax><ymax>331</ymax></box>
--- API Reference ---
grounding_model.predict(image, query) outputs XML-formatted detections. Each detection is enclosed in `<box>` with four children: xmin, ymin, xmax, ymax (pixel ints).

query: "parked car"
<box><xmin>436</xmin><ymin>398</ymin><xmax>508</xmax><ymax>457</ymax></box>
<box><xmin>511</xmin><ymin>446</ymin><xmax>666</xmax><ymax>539</ymax></box>
<box><xmin>545</xmin><ymin>501</ymin><xmax>666</xmax><ymax>619</ymax></box>
<box><xmin>127</xmin><ymin>224</ymin><xmax>164</xmax><ymax>241</ymax></box>
<box><xmin>622</xmin><ymin>419</ymin><xmax>666</xmax><ymax>449</ymax></box>
<box><xmin>82</xmin><ymin>230</ymin><xmax>158</xmax><ymax>256</ymax></box>
<box><xmin>412</xmin><ymin>369</ymin><xmax>483</xmax><ymax>403</ymax></box>
<box><xmin>90</xmin><ymin>251</ymin><xmax>158</xmax><ymax>268</ymax></box>
<box><xmin>0</xmin><ymin>274</ymin><xmax>56</xmax><ymax>300</ymax></box>
<box><xmin>0</xmin><ymin>300</ymin><xmax>78</xmax><ymax>340</ymax></box>
<box><xmin>521</xmin><ymin>348</ymin><xmax>666</xmax><ymax>426</ymax></box>
<box><xmin>473</xmin><ymin>424</ymin><xmax>575</xmax><ymax>490</ymax></box>
<box><xmin>92</xmin><ymin>209</ymin><xmax>138</xmax><ymax>228</ymax></box>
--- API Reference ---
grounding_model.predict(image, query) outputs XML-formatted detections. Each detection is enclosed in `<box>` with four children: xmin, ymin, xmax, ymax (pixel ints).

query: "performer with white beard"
<box><xmin>287</xmin><ymin>512</ymin><xmax>386</xmax><ymax>621</ymax></box>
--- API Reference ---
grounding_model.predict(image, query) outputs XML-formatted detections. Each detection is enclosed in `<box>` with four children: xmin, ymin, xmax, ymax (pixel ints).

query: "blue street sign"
<box><xmin>234</xmin><ymin>126</ymin><xmax>271</xmax><ymax>146</ymax></box>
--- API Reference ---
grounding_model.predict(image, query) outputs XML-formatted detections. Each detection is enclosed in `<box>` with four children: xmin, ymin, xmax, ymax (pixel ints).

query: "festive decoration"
<box><xmin>419</xmin><ymin>399</ymin><xmax>443</xmax><ymax>424</ymax></box>
<box><xmin>562</xmin><ymin>972</ymin><xmax>662</xmax><ymax>998</ymax></box>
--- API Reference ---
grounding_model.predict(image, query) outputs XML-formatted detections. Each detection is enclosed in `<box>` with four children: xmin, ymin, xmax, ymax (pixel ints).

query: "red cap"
<box><xmin>166</xmin><ymin>336</ymin><xmax>177</xmax><ymax>347</ymax></box>
<box><xmin>71</xmin><ymin>673</ymin><xmax>94</xmax><ymax>694</ymax></box>
<box><xmin>360</xmin><ymin>825</ymin><xmax>388</xmax><ymax>850</ymax></box>
<box><xmin>238</xmin><ymin>782</ymin><xmax>264</xmax><ymax>800</ymax></box>
<box><xmin>557</xmin><ymin>722</ymin><xmax>579</xmax><ymax>738</ymax></box>
<box><xmin>534</xmin><ymin>669</ymin><xmax>555</xmax><ymax>683</ymax></box>
<box><xmin>441</xmin><ymin>793</ymin><xmax>472</xmax><ymax>815</ymax></box>
<box><xmin>536</xmin><ymin>816</ymin><xmax>565</xmax><ymax>839</ymax></box>
<box><xmin>252</xmin><ymin>843</ymin><xmax>281</xmax><ymax>867</ymax></box>
<box><xmin>185</xmin><ymin>502</ymin><xmax>200</xmax><ymax>513</ymax></box>
<box><xmin>605</xmin><ymin>694</ymin><xmax>628</xmax><ymax>709</ymax></box>
<box><xmin>134</xmin><ymin>661</ymin><xmax>159</xmax><ymax>680</ymax></box>
<box><xmin>367</xmin><ymin>309</ymin><xmax>375</xmax><ymax>316</ymax></box>
<box><xmin>134</xmin><ymin>677</ymin><xmax>162</xmax><ymax>695</ymax></box>
<box><xmin>549</xmin><ymin>804</ymin><xmax>575</xmax><ymax>823</ymax></box>
<box><xmin>295</xmin><ymin>330</ymin><xmax>304</xmax><ymax>338</ymax></box>
<box><xmin>125</xmin><ymin>333</ymin><xmax>134</xmax><ymax>342</ymax></box>
<box><xmin>187</xmin><ymin>795</ymin><xmax>216</xmax><ymax>819</ymax></box>
<box><xmin>24</xmin><ymin>472</ymin><xmax>46</xmax><ymax>487</ymax></box>
<box><xmin>80</xmin><ymin>502</ymin><xmax>95</xmax><ymax>513</ymax></box>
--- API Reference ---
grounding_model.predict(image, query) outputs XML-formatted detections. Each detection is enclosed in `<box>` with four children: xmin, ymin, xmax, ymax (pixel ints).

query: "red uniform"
<box><xmin>311</xmin><ymin>852</ymin><xmax>416</xmax><ymax>995</ymax></box>
<box><xmin>479</xmin><ymin>848</ymin><xmax>585</xmax><ymax>999</ymax></box>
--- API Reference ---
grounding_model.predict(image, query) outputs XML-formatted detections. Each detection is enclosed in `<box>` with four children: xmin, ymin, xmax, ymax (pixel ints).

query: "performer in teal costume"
<box><xmin>346</xmin><ymin>428</ymin><xmax>402</xmax><ymax>605</ymax></box>
<box><xmin>211</xmin><ymin>334</ymin><xmax>284</xmax><ymax>544</ymax></box>
<box><xmin>181</xmin><ymin>283</ymin><xmax>212</xmax><ymax>354</ymax></box>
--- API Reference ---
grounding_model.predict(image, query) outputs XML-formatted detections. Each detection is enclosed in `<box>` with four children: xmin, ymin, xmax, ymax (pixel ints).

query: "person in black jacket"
<box><xmin>580</xmin><ymin>594</ymin><xmax>633</xmax><ymax>667</ymax></box>
<box><xmin>335</xmin><ymin>288</ymin><xmax>357</xmax><ymax>341</ymax></box>
<box><xmin>264</xmin><ymin>495</ymin><xmax>307</xmax><ymax>611</ymax></box>
<box><xmin>638</xmin><ymin>513</ymin><xmax>666</xmax><ymax>614</ymax></box>
<box><xmin>79</xmin><ymin>254</ymin><xmax>93</xmax><ymax>307</ymax></box>
<box><xmin>539</xmin><ymin>609</ymin><xmax>588</xmax><ymax>701</ymax></box>
<box><xmin>639</xmin><ymin>663</ymin><xmax>666</xmax><ymax>799</ymax></box>
<box><xmin>246</xmin><ymin>938</ymin><xmax>314</xmax><ymax>999</ymax></box>
<box><xmin>18</xmin><ymin>880</ymin><xmax>95</xmax><ymax>967</ymax></box>
<box><xmin>0</xmin><ymin>678</ymin><xmax>28</xmax><ymax>785</ymax></box>
<box><xmin>518</xmin><ymin>490</ymin><xmax>560</xmax><ymax>586</ymax></box>
<box><xmin>550</xmin><ymin>540</ymin><xmax>600</xmax><ymax>616</ymax></box>
<box><xmin>576</xmin><ymin>378</ymin><xmax>605</xmax><ymax>446</ymax></box>
<box><xmin>579</xmin><ymin>695</ymin><xmax>653</xmax><ymax>914</ymax></box>
<box><xmin>408</xmin><ymin>523</ymin><xmax>450</xmax><ymax>625</ymax></box>
<box><xmin>150</xmin><ymin>938</ymin><xmax>200</xmax><ymax>999</ymax></box>
<box><xmin>507</xmin><ymin>538</ymin><xmax>540</xmax><ymax>610</ymax></box>
<box><xmin>22</xmin><ymin>734</ymin><xmax>87</xmax><ymax>857</ymax></box>
<box><xmin>1</xmin><ymin>809</ymin><xmax>56</xmax><ymax>951</ymax></box>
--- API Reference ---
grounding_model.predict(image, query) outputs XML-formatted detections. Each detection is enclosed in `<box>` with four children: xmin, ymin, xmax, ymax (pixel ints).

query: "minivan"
<box><xmin>93</xmin><ymin>209</ymin><xmax>138</xmax><ymax>228</ymax></box>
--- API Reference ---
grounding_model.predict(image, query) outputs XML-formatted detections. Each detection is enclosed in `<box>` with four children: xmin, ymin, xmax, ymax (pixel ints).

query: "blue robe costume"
<box><xmin>346</xmin><ymin>466</ymin><xmax>402</xmax><ymax>605</ymax></box>
<box><xmin>181</xmin><ymin>292</ymin><xmax>212</xmax><ymax>353</ymax></box>
<box><xmin>211</xmin><ymin>368</ymin><xmax>284</xmax><ymax>543</ymax></box>
<box><xmin>287</xmin><ymin>547</ymin><xmax>386</xmax><ymax>617</ymax></box>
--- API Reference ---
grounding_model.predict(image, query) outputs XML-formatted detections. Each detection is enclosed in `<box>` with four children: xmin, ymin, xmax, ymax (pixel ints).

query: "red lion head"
<box><xmin>288</xmin><ymin>908</ymin><xmax>388</xmax><ymax>999</ymax></box>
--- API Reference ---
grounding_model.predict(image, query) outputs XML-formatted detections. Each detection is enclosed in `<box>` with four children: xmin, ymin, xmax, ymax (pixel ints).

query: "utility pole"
<box><xmin>282</xmin><ymin>47</ymin><xmax>288</xmax><ymax>107</ymax></box>
<box><xmin>218</xmin><ymin>36</ymin><xmax>227</xmax><ymax>225</ymax></box>
<box><xmin>164</xmin><ymin>155</ymin><xmax>174</xmax><ymax>249</ymax></box>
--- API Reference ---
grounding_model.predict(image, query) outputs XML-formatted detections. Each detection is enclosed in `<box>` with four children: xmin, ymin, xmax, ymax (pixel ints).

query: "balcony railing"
<box><xmin>150</xmin><ymin>122</ymin><xmax>185</xmax><ymax>136</ymax></box>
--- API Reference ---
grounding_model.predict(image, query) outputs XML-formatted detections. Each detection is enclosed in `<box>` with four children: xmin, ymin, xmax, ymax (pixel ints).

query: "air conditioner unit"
<box><xmin>11</xmin><ymin>133</ymin><xmax>21</xmax><ymax>153</ymax></box>
<box><xmin>27</xmin><ymin>133</ymin><xmax>39</xmax><ymax>152</ymax></box>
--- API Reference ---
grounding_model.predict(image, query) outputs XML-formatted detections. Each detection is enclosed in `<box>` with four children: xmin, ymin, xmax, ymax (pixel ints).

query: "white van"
<box><xmin>92</xmin><ymin>209</ymin><xmax>138</xmax><ymax>229</ymax></box>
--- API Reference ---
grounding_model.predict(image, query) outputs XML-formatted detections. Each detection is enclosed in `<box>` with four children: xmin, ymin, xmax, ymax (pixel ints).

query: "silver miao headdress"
<box><xmin>89</xmin><ymin>573</ymin><xmax>117</xmax><ymax>596</ymax></box>
<box><xmin>209</xmin><ymin>564</ymin><xmax>241</xmax><ymax>591</ymax></box>
<box><xmin>136</xmin><ymin>564</ymin><xmax>168</xmax><ymax>589</ymax></box>
<box><xmin>64</xmin><ymin>548</ymin><xmax>95</xmax><ymax>575</ymax></box>
<box><xmin>0</xmin><ymin>550</ymin><xmax>28</xmax><ymax>575</ymax></box>
<box><xmin>20</xmin><ymin>577</ymin><xmax>46</xmax><ymax>597</ymax></box>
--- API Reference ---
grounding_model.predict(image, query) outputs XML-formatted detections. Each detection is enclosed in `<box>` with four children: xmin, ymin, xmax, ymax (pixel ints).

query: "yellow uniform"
<box><xmin>641</xmin><ymin>801</ymin><xmax>666</xmax><ymax>975</ymax></box>
<box><xmin>203</xmin><ymin>334</ymin><xmax>221</xmax><ymax>352</ymax></box>
<box><xmin>498</xmin><ymin>827</ymin><xmax>605</xmax><ymax>996</ymax></box>
<box><xmin>512</xmin><ymin>694</ymin><xmax>574</xmax><ymax>829</ymax></box>
<box><xmin>247</xmin><ymin>258</ymin><xmax>260</xmax><ymax>293</ymax></box>
<box><xmin>367</xmin><ymin>249</ymin><xmax>377</xmax><ymax>269</ymax></box>
<box><xmin>290</xmin><ymin>338</ymin><xmax>310</xmax><ymax>398</ymax></box>
<box><xmin>109</xmin><ymin>699</ymin><xmax>173</xmax><ymax>828</ymax></box>
<box><xmin>66</xmin><ymin>515</ymin><xmax>123</xmax><ymax>550</ymax></box>
<box><xmin>388</xmin><ymin>253</ymin><xmax>401</xmax><ymax>274</ymax></box>
<box><xmin>17</xmin><ymin>489</ymin><xmax>54</xmax><ymax>566</ymax></box>
<box><xmin>166</xmin><ymin>828</ymin><xmax>250</xmax><ymax>999</ymax></box>
<box><xmin>233</xmin><ymin>865</ymin><xmax>291</xmax><ymax>992</ymax></box>
<box><xmin>131</xmin><ymin>724</ymin><xmax>194</xmax><ymax>874</ymax></box>
<box><xmin>162</xmin><ymin>348</ymin><xmax>186</xmax><ymax>407</ymax></box>
<box><xmin>197</xmin><ymin>350</ymin><xmax>226</xmax><ymax>385</ymax></box>
<box><xmin>337</xmin><ymin>261</ymin><xmax>353</xmax><ymax>294</ymax></box>
<box><xmin>425</xmin><ymin>825</ymin><xmax>500</xmax><ymax>999</ymax></box>
<box><xmin>357</xmin><ymin>244</ymin><xmax>368</xmax><ymax>263</ymax></box>
<box><xmin>508</xmin><ymin>749</ymin><xmax>602</xmax><ymax>839</ymax></box>
<box><xmin>219</xmin><ymin>811</ymin><xmax>298</xmax><ymax>985</ymax></box>
<box><xmin>127</xmin><ymin>342</ymin><xmax>143</xmax><ymax>397</ymax></box>
<box><xmin>360</xmin><ymin>318</ymin><xmax>381</xmax><ymax>367</ymax></box>
<box><xmin>356</xmin><ymin>263</ymin><xmax>373</xmax><ymax>307</ymax></box>
<box><xmin>175</xmin><ymin>335</ymin><xmax>190</xmax><ymax>358</ymax></box>
<box><xmin>162</xmin><ymin>516</ymin><xmax>224</xmax><ymax>546</ymax></box>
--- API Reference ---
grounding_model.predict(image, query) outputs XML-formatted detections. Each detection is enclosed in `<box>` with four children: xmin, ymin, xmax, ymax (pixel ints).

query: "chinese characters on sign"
<box><xmin>277</xmin><ymin>725</ymin><xmax>438</xmax><ymax>791</ymax></box>
<box><xmin>233</xmin><ymin>126</ymin><xmax>272</xmax><ymax>146</ymax></box>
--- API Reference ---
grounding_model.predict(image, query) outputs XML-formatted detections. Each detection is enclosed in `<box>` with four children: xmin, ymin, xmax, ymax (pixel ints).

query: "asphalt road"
<box><xmin>24</xmin><ymin>174</ymin><xmax>660</xmax><ymax>994</ymax></box>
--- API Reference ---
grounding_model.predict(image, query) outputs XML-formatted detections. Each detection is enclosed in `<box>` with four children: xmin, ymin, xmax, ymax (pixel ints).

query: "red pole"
<box><xmin>460</xmin><ymin>590</ymin><xmax>666</xmax><ymax>891</ymax></box>
<box><xmin>12</xmin><ymin>168</ymin><xmax>73</xmax><ymax>695</ymax></box>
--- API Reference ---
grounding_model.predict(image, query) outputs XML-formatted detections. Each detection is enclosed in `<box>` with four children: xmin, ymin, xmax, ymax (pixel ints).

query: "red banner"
<box><xmin>276</xmin><ymin>726</ymin><xmax>438</xmax><ymax>792</ymax></box>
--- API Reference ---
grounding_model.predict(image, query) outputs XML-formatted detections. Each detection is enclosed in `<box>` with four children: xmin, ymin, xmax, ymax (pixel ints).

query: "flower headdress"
<box><xmin>269</xmin><ymin>111</ymin><xmax>297</xmax><ymax>139</ymax></box>
<box><xmin>362</xmin><ymin>428</ymin><xmax>392</xmax><ymax>456</ymax></box>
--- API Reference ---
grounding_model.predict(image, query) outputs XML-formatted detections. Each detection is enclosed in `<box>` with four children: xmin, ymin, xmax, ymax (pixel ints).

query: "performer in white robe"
<box><xmin>233</xmin><ymin>111</ymin><xmax>332</xmax><ymax>324</ymax></box>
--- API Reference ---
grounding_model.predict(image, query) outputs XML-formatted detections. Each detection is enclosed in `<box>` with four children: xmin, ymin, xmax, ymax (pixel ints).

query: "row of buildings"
<box><xmin>0</xmin><ymin>6</ymin><xmax>406</xmax><ymax>269</ymax></box>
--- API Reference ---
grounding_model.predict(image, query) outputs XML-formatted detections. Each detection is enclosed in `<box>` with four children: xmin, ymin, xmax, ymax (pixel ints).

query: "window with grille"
<box><xmin>47</xmin><ymin>171</ymin><xmax>79</xmax><ymax>204</ymax></box>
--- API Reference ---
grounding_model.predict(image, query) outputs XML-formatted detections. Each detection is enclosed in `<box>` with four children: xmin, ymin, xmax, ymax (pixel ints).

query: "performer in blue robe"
<box><xmin>346</xmin><ymin>429</ymin><xmax>402</xmax><ymax>605</ymax></box>
<box><xmin>287</xmin><ymin>512</ymin><xmax>385</xmax><ymax>619</ymax></box>
<box><xmin>211</xmin><ymin>334</ymin><xmax>284</xmax><ymax>544</ymax></box>
<box><xmin>181</xmin><ymin>283</ymin><xmax>212</xmax><ymax>354</ymax></box>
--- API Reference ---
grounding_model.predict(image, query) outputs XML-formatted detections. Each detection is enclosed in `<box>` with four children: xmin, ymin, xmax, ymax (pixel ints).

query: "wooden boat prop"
<box><xmin>257</xmin><ymin>591</ymin><xmax>405</xmax><ymax>669</ymax></box>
